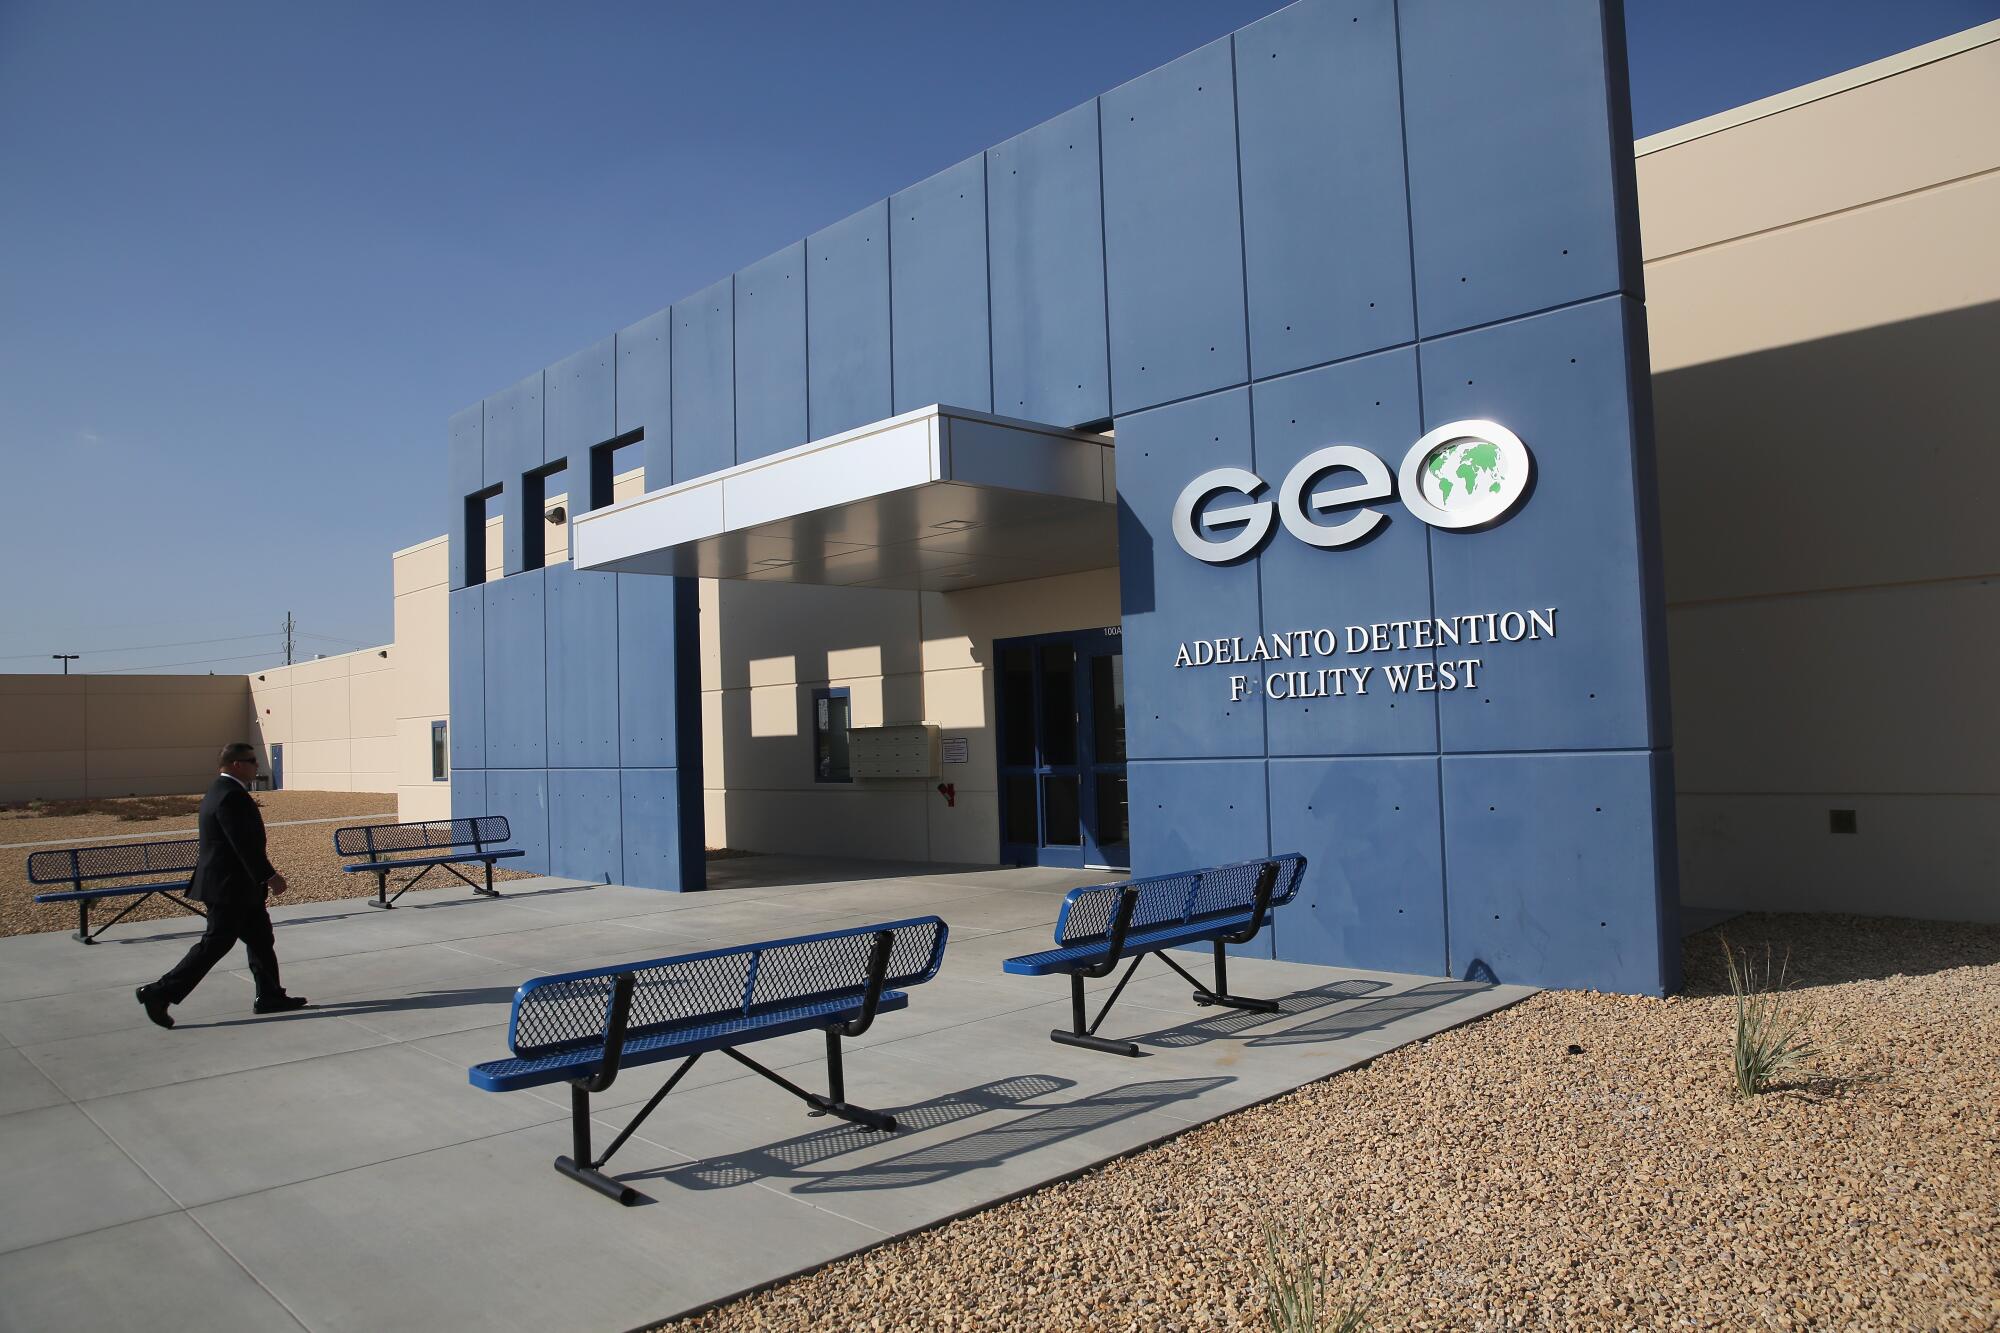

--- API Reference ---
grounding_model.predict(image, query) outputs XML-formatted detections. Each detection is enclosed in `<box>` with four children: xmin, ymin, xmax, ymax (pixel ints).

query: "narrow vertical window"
<box><xmin>431</xmin><ymin>720</ymin><xmax>449</xmax><ymax>781</ymax></box>
<box><xmin>813</xmin><ymin>687</ymin><xmax>851</xmax><ymax>783</ymax></box>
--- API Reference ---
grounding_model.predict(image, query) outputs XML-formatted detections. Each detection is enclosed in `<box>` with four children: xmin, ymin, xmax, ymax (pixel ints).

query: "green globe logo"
<box><xmin>1419</xmin><ymin>437</ymin><xmax>1506</xmax><ymax>513</ymax></box>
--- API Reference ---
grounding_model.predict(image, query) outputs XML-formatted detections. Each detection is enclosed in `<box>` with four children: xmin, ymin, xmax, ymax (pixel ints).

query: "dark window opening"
<box><xmin>431</xmin><ymin>721</ymin><xmax>449</xmax><ymax>782</ymax></box>
<box><xmin>523</xmin><ymin>460</ymin><xmax>568</xmax><ymax>570</ymax></box>
<box><xmin>588</xmin><ymin>428</ymin><xmax>645</xmax><ymax>511</ymax></box>
<box><xmin>814</xmin><ymin>687</ymin><xmax>852</xmax><ymax>783</ymax></box>
<box><xmin>464</xmin><ymin>485</ymin><xmax>502</xmax><ymax>586</ymax></box>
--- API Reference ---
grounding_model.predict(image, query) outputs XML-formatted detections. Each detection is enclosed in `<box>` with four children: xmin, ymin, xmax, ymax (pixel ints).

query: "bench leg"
<box><xmin>801</xmin><ymin>1031</ymin><xmax>896</xmax><ymax>1132</ymax></box>
<box><xmin>477</xmin><ymin>857</ymin><xmax>500</xmax><ymax>898</ymax></box>
<box><xmin>75</xmin><ymin>899</ymin><xmax>92</xmax><ymax>945</ymax></box>
<box><xmin>367</xmin><ymin>870</ymin><xmax>393</xmax><ymax>909</ymax></box>
<box><xmin>726</xmin><ymin>1043</ymin><xmax>898</xmax><ymax>1133</ymax></box>
<box><xmin>553</xmin><ymin>1086</ymin><xmax>640</xmax><ymax>1206</ymax></box>
<box><xmin>1188</xmin><ymin>941</ymin><xmax>1281</xmax><ymax>1014</ymax></box>
<box><xmin>1050</xmin><ymin>970</ymin><xmax>1142</xmax><ymax>1058</ymax></box>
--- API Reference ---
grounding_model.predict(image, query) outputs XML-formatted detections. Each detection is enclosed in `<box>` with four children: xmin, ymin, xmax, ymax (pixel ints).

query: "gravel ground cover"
<box><xmin>0</xmin><ymin>791</ymin><xmax>538</xmax><ymax>937</ymax></box>
<box><xmin>669</xmin><ymin>914</ymin><xmax>2000</xmax><ymax>1332</ymax></box>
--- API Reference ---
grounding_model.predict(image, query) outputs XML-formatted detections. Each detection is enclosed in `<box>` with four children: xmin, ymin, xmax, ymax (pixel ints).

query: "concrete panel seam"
<box><xmin>1643</xmin><ymin>164</ymin><xmax>2000</xmax><ymax>265</ymax></box>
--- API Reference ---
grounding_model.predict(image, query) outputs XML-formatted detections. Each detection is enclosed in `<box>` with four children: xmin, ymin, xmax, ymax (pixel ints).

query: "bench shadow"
<box><xmin>623</xmin><ymin>1074</ymin><xmax>1230</xmax><ymax>1196</ymax></box>
<box><xmin>175</xmin><ymin>983</ymin><xmax>521</xmax><ymax>1028</ymax></box>
<box><xmin>789</xmin><ymin>1075</ymin><xmax>1231</xmax><ymax>1194</ymax></box>
<box><xmin>1128</xmin><ymin>978</ymin><xmax>1390</xmax><ymax>1051</ymax></box>
<box><xmin>1244</xmin><ymin>979</ymin><xmax>1496</xmax><ymax>1047</ymax></box>
<box><xmin>95</xmin><ymin>911</ymin><xmax>360</xmax><ymax>946</ymax></box>
<box><xmin>641</xmin><ymin>1074</ymin><xmax>1075</xmax><ymax>1191</ymax></box>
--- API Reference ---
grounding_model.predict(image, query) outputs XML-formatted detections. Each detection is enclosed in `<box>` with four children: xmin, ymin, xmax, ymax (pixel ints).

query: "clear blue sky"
<box><xmin>2</xmin><ymin>0</ymin><xmax>1992</xmax><ymax>674</ymax></box>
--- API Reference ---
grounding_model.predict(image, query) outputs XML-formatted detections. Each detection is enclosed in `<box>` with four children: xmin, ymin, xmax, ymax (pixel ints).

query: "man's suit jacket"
<box><xmin>191</xmin><ymin>775</ymin><xmax>275</xmax><ymax>906</ymax></box>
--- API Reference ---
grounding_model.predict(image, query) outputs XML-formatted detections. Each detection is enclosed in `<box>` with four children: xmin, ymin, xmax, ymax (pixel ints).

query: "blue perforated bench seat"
<box><xmin>469</xmin><ymin>916</ymin><xmax>948</xmax><ymax>1205</ymax></box>
<box><xmin>344</xmin><ymin>849</ymin><xmax>524</xmax><ymax>876</ymax></box>
<box><xmin>27</xmin><ymin>839</ymin><xmax>205</xmax><ymax>944</ymax></box>
<box><xmin>1001</xmin><ymin>854</ymin><xmax>1307</xmax><ymax>1056</ymax></box>
<box><xmin>470</xmin><ymin>990</ymin><xmax>911</xmax><ymax>1092</ymax></box>
<box><xmin>332</xmin><ymin>815</ymin><xmax>520</xmax><ymax>908</ymax></box>
<box><xmin>1003</xmin><ymin>914</ymin><xmax>1268</xmax><ymax>976</ymax></box>
<box><xmin>34</xmin><ymin>879</ymin><xmax>194</xmax><ymax>904</ymax></box>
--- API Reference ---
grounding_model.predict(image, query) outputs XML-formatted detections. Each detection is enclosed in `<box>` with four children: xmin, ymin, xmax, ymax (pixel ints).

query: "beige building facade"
<box><xmin>1638</xmin><ymin>24</ymin><xmax>2000</xmax><ymax>921</ymax></box>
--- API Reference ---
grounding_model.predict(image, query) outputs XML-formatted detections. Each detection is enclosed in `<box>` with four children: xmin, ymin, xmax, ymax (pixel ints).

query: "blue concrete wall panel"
<box><xmin>617</xmin><ymin>309</ymin><xmax>672</xmax><ymax>489</ymax></box>
<box><xmin>1127</xmin><ymin>758</ymin><xmax>1273</xmax><ymax>958</ymax></box>
<box><xmin>733</xmin><ymin>243</ymin><xmax>808</xmax><ymax>463</ymax></box>
<box><xmin>1101</xmin><ymin>38</ymin><xmax>1247</xmax><ymax>414</ymax></box>
<box><xmin>891</xmin><ymin>156</ymin><xmax>991</xmax><ymax>415</ymax></box>
<box><xmin>618</xmin><ymin>572</ymin><xmax>696</xmax><ymax>769</ymax></box>
<box><xmin>807</xmin><ymin>201</ymin><xmax>893</xmax><ymax>439</ymax></box>
<box><xmin>1267</xmin><ymin>757</ymin><xmax>1446</xmax><ymax>975</ymax></box>
<box><xmin>1250</xmin><ymin>348</ymin><xmax>1435</xmax><ymax>756</ymax></box>
<box><xmin>447</xmin><ymin>586</ymin><xmax>485</xmax><ymax>769</ymax></box>
<box><xmin>1117</xmin><ymin>390</ymin><xmax>1265</xmax><ymax>760</ymax></box>
<box><xmin>1422</xmin><ymin>297</ymin><xmax>1658</xmax><ymax>753</ymax></box>
<box><xmin>483</xmin><ymin>371</ymin><xmax>544</xmax><ymax>574</ymax></box>
<box><xmin>485</xmin><ymin>769</ymin><xmax>549</xmax><ymax>876</ymax></box>
<box><xmin>621</xmin><ymin>768</ymin><xmax>694</xmax><ymax>891</ymax></box>
<box><xmin>481</xmin><ymin>569</ymin><xmax>547</xmax><ymax>769</ymax></box>
<box><xmin>448</xmin><ymin>769</ymin><xmax>484</xmax><ymax>824</ymax></box>
<box><xmin>987</xmin><ymin>101</ymin><xmax>1110</xmax><ymax>428</ymax></box>
<box><xmin>549</xmin><ymin>768</ymin><xmax>622</xmax><ymax>884</ymax></box>
<box><xmin>1441</xmin><ymin>751</ymin><xmax>1677</xmax><ymax>994</ymax></box>
<box><xmin>1235</xmin><ymin>0</ymin><xmax>1414</xmax><ymax>378</ymax></box>
<box><xmin>543</xmin><ymin>563</ymin><xmax>620</xmax><ymax>767</ymax></box>
<box><xmin>1399</xmin><ymin>0</ymin><xmax>1636</xmax><ymax>336</ymax></box>
<box><xmin>545</xmin><ymin>335</ymin><xmax>615</xmax><ymax>468</ymax></box>
<box><xmin>447</xmin><ymin>404</ymin><xmax>483</xmax><ymax>590</ymax></box>
<box><xmin>672</xmin><ymin>277</ymin><xmax>735</xmax><ymax>483</ymax></box>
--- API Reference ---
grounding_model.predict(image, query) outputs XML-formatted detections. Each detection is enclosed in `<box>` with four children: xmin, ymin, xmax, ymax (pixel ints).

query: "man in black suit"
<box><xmin>137</xmin><ymin>743</ymin><xmax>307</xmax><ymax>1028</ymax></box>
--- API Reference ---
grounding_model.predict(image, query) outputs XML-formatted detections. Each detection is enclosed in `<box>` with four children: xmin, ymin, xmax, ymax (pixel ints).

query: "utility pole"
<box><xmin>51</xmin><ymin>654</ymin><xmax>78</xmax><ymax>675</ymax></box>
<box><xmin>284</xmin><ymin>612</ymin><xmax>294</xmax><ymax>666</ymax></box>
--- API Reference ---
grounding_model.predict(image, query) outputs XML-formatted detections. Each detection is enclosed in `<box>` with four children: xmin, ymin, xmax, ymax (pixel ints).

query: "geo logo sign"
<box><xmin>1172</xmin><ymin>419</ymin><xmax>1532</xmax><ymax>563</ymax></box>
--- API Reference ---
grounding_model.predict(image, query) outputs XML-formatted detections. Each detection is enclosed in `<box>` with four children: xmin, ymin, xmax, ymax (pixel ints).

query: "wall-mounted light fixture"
<box><xmin>545</xmin><ymin>505</ymin><xmax>567</xmax><ymax>524</ymax></box>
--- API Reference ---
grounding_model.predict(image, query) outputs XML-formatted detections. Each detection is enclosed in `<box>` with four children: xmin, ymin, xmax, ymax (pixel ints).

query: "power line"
<box><xmin>96</xmin><ymin>651</ymin><xmax>287</xmax><ymax>675</ymax></box>
<box><xmin>0</xmin><ymin>632</ymin><xmax>276</xmax><ymax>661</ymax></box>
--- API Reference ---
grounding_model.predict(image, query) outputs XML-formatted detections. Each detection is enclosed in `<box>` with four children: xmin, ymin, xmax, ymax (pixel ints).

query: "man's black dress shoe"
<box><xmin>253</xmin><ymin>994</ymin><xmax>309</xmax><ymax>1015</ymax></box>
<box><xmin>136</xmin><ymin>986</ymin><xmax>174</xmax><ymax>1029</ymax></box>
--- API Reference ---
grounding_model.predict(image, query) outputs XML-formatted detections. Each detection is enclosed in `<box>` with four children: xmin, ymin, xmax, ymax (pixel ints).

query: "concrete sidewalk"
<box><xmin>0</xmin><ymin>857</ymin><xmax>1531</xmax><ymax>1332</ymax></box>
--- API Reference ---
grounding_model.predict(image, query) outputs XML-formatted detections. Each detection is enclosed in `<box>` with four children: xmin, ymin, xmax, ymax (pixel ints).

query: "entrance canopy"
<box><xmin>571</xmin><ymin>406</ymin><xmax>1116</xmax><ymax>590</ymax></box>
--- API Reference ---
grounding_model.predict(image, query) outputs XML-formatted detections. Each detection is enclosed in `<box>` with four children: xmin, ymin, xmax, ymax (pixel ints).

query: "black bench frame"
<box><xmin>332</xmin><ymin>816</ymin><xmax>519</xmax><ymax>909</ymax></box>
<box><xmin>1057</xmin><ymin>861</ymin><xmax>1285</xmax><ymax>1057</ymax></box>
<box><xmin>557</xmin><ymin>929</ymin><xmax>902</xmax><ymax>1205</ymax></box>
<box><xmin>27</xmin><ymin>839</ymin><xmax>206</xmax><ymax>945</ymax></box>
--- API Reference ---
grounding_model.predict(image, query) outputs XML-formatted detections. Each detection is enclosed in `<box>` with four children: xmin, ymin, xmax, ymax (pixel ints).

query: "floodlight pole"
<box><xmin>52</xmin><ymin>654</ymin><xmax>78</xmax><ymax>675</ymax></box>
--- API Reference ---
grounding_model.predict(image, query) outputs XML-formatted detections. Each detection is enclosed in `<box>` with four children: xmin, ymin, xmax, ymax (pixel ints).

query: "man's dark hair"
<box><xmin>217</xmin><ymin>742</ymin><xmax>258</xmax><ymax>769</ymax></box>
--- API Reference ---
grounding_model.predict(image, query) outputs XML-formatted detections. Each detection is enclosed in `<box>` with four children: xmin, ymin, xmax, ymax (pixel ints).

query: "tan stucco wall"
<box><xmin>699</xmin><ymin>568</ymin><xmax>1120</xmax><ymax>865</ymax></box>
<box><xmin>249</xmin><ymin>645</ymin><xmax>398</xmax><ymax>798</ymax></box>
<box><xmin>392</xmin><ymin>534</ymin><xmax>453</xmax><ymax>821</ymax></box>
<box><xmin>1637</xmin><ymin>25</ymin><xmax>2000</xmax><ymax>921</ymax></box>
<box><xmin>0</xmin><ymin>674</ymin><xmax>253</xmax><ymax>802</ymax></box>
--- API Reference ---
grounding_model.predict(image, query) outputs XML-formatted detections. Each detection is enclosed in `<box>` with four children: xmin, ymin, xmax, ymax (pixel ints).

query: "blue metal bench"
<box><xmin>469</xmin><ymin>915</ymin><xmax>950</xmax><ymax>1204</ymax></box>
<box><xmin>333</xmin><ymin>816</ymin><xmax>522</xmax><ymax>908</ymax></box>
<box><xmin>1002</xmin><ymin>853</ymin><xmax>1307</xmax><ymax>1056</ymax></box>
<box><xmin>28</xmin><ymin>839</ymin><xmax>206</xmax><ymax>944</ymax></box>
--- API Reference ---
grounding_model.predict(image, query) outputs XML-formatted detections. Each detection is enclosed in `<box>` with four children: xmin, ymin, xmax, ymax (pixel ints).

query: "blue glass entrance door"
<box><xmin>996</xmin><ymin>626</ymin><xmax>1128</xmax><ymax>870</ymax></box>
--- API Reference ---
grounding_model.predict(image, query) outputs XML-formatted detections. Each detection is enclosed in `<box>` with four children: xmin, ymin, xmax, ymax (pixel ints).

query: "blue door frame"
<box><xmin>995</xmin><ymin>625</ymin><xmax>1127</xmax><ymax>870</ymax></box>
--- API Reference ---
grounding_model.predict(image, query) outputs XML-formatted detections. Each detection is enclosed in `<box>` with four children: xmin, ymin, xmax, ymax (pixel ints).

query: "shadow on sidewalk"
<box><xmin>1244</xmin><ymin>979</ymin><xmax>1496</xmax><ymax>1047</ymax></box>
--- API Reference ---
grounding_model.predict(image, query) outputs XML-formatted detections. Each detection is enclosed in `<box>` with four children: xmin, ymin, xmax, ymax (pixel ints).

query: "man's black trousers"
<box><xmin>154</xmin><ymin>898</ymin><xmax>284</xmax><ymax>1004</ymax></box>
